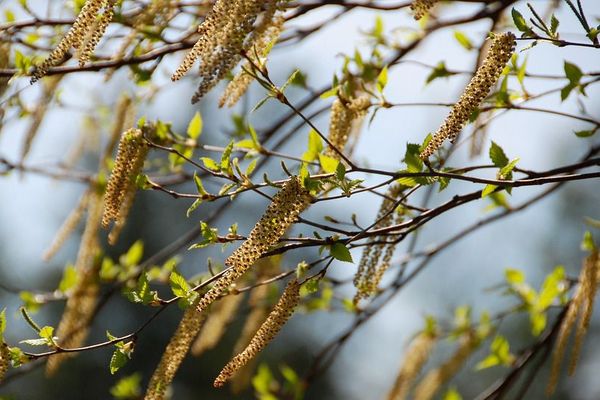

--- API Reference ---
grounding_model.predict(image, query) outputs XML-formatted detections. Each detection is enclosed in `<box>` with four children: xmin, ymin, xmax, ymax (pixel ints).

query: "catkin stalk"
<box><xmin>213</xmin><ymin>279</ymin><xmax>300</xmax><ymax>387</ymax></box>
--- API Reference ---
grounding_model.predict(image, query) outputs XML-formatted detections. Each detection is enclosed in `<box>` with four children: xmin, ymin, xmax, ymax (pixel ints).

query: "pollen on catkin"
<box><xmin>144</xmin><ymin>300</ymin><xmax>209</xmax><ymax>400</ymax></box>
<box><xmin>410</xmin><ymin>0</ymin><xmax>439</xmax><ymax>20</ymax></box>
<box><xmin>31</xmin><ymin>0</ymin><xmax>111</xmax><ymax>81</ymax></box>
<box><xmin>412</xmin><ymin>332</ymin><xmax>480</xmax><ymax>400</ymax></box>
<box><xmin>43</xmin><ymin>191</ymin><xmax>90</xmax><ymax>262</ymax></box>
<box><xmin>46</xmin><ymin>190</ymin><xmax>104</xmax><ymax>376</ymax></box>
<box><xmin>77</xmin><ymin>0</ymin><xmax>116</xmax><ymax>67</ymax></box>
<box><xmin>0</xmin><ymin>342</ymin><xmax>9</xmax><ymax>383</ymax></box>
<box><xmin>213</xmin><ymin>279</ymin><xmax>300</xmax><ymax>388</ymax></box>
<box><xmin>102</xmin><ymin>128</ymin><xmax>148</xmax><ymax>242</ymax></box>
<box><xmin>191</xmin><ymin>291</ymin><xmax>245</xmax><ymax>356</ymax></box>
<box><xmin>387</xmin><ymin>330</ymin><xmax>438</xmax><ymax>400</ymax></box>
<box><xmin>547</xmin><ymin>249</ymin><xmax>600</xmax><ymax>394</ymax></box>
<box><xmin>324</xmin><ymin>96</ymin><xmax>371</xmax><ymax>162</ymax></box>
<box><xmin>419</xmin><ymin>32</ymin><xmax>515</xmax><ymax>160</ymax></box>
<box><xmin>195</xmin><ymin>176</ymin><xmax>311</xmax><ymax>316</ymax></box>
<box><xmin>353</xmin><ymin>184</ymin><xmax>402</xmax><ymax>304</ymax></box>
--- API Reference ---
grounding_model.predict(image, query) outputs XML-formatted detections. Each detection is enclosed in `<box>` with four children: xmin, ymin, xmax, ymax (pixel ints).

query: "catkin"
<box><xmin>0</xmin><ymin>342</ymin><xmax>8</xmax><ymax>383</ymax></box>
<box><xmin>43</xmin><ymin>191</ymin><xmax>90</xmax><ymax>262</ymax></box>
<box><xmin>191</xmin><ymin>292</ymin><xmax>245</xmax><ymax>356</ymax></box>
<box><xmin>31</xmin><ymin>0</ymin><xmax>110</xmax><ymax>81</ymax></box>
<box><xmin>219</xmin><ymin>14</ymin><xmax>285</xmax><ymax>108</ymax></box>
<box><xmin>412</xmin><ymin>333</ymin><xmax>479</xmax><ymax>400</ymax></box>
<box><xmin>144</xmin><ymin>300</ymin><xmax>209</xmax><ymax>400</ymax></box>
<box><xmin>77</xmin><ymin>0</ymin><xmax>116</xmax><ymax>66</ymax></box>
<box><xmin>353</xmin><ymin>185</ymin><xmax>402</xmax><ymax>304</ymax></box>
<box><xmin>46</xmin><ymin>190</ymin><xmax>104</xmax><ymax>376</ymax></box>
<box><xmin>213</xmin><ymin>279</ymin><xmax>300</xmax><ymax>387</ymax></box>
<box><xmin>195</xmin><ymin>176</ymin><xmax>311</xmax><ymax>315</ymax></box>
<box><xmin>410</xmin><ymin>0</ymin><xmax>439</xmax><ymax>20</ymax></box>
<box><xmin>548</xmin><ymin>250</ymin><xmax>600</xmax><ymax>394</ymax></box>
<box><xmin>419</xmin><ymin>33</ymin><xmax>515</xmax><ymax>160</ymax></box>
<box><xmin>387</xmin><ymin>330</ymin><xmax>438</xmax><ymax>400</ymax></box>
<box><xmin>324</xmin><ymin>96</ymin><xmax>371</xmax><ymax>162</ymax></box>
<box><xmin>102</xmin><ymin>128</ymin><xmax>148</xmax><ymax>241</ymax></box>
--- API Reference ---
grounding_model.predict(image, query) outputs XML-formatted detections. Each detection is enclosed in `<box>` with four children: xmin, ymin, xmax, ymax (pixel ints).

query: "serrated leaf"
<box><xmin>489</xmin><ymin>141</ymin><xmax>509</xmax><ymax>168</ymax></box>
<box><xmin>200</xmin><ymin>157</ymin><xmax>220</xmax><ymax>171</ymax></box>
<box><xmin>169</xmin><ymin>270</ymin><xmax>190</xmax><ymax>298</ymax></box>
<box><xmin>302</xmin><ymin>129</ymin><xmax>323</xmax><ymax>162</ymax></box>
<box><xmin>110</xmin><ymin>349</ymin><xmax>128</xmax><ymax>375</ymax></box>
<box><xmin>499</xmin><ymin>158</ymin><xmax>519</xmax><ymax>180</ymax></box>
<box><xmin>404</xmin><ymin>143</ymin><xmax>423</xmax><ymax>172</ymax></box>
<box><xmin>330</xmin><ymin>242</ymin><xmax>353</xmax><ymax>263</ymax></box>
<box><xmin>318</xmin><ymin>154</ymin><xmax>339</xmax><ymax>174</ymax></box>
<box><xmin>221</xmin><ymin>140</ymin><xmax>234</xmax><ymax>171</ymax></box>
<box><xmin>511</xmin><ymin>8</ymin><xmax>530</xmax><ymax>33</ymax></box>
<box><xmin>187</xmin><ymin>112</ymin><xmax>203</xmax><ymax>139</ymax></box>
<box><xmin>550</xmin><ymin>14</ymin><xmax>559</xmax><ymax>35</ymax></box>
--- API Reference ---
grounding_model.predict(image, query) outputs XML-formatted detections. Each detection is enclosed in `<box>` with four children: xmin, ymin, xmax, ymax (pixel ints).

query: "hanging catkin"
<box><xmin>0</xmin><ymin>342</ymin><xmax>8</xmax><ymax>383</ymax></box>
<box><xmin>144</xmin><ymin>301</ymin><xmax>209</xmax><ymax>400</ymax></box>
<box><xmin>419</xmin><ymin>32</ymin><xmax>515</xmax><ymax>159</ymax></box>
<box><xmin>387</xmin><ymin>329</ymin><xmax>438</xmax><ymax>400</ymax></box>
<box><xmin>410</xmin><ymin>0</ymin><xmax>439</xmax><ymax>20</ymax></box>
<box><xmin>213</xmin><ymin>279</ymin><xmax>300</xmax><ymax>387</ymax></box>
<box><xmin>324</xmin><ymin>96</ymin><xmax>371</xmax><ymax>163</ymax></box>
<box><xmin>195</xmin><ymin>176</ymin><xmax>311</xmax><ymax>316</ymax></box>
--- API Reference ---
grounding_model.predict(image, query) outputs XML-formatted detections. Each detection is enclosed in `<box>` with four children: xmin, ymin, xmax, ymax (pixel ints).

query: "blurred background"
<box><xmin>0</xmin><ymin>1</ymin><xmax>599</xmax><ymax>399</ymax></box>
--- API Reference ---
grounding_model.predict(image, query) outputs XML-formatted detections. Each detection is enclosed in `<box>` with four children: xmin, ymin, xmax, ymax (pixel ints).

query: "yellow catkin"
<box><xmin>191</xmin><ymin>291</ymin><xmax>245</xmax><ymax>356</ymax></box>
<box><xmin>102</xmin><ymin>128</ymin><xmax>147</xmax><ymax>231</ymax></box>
<box><xmin>230</xmin><ymin>257</ymin><xmax>281</xmax><ymax>393</ymax></box>
<box><xmin>387</xmin><ymin>331</ymin><xmax>438</xmax><ymax>400</ymax></box>
<box><xmin>195</xmin><ymin>176</ymin><xmax>311</xmax><ymax>315</ymax></box>
<box><xmin>353</xmin><ymin>185</ymin><xmax>401</xmax><ymax>304</ymax></box>
<box><xmin>77</xmin><ymin>0</ymin><xmax>116</xmax><ymax>66</ymax></box>
<box><xmin>20</xmin><ymin>75</ymin><xmax>63</xmax><ymax>163</ymax></box>
<box><xmin>213</xmin><ymin>279</ymin><xmax>300</xmax><ymax>387</ymax></box>
<box><xmin>46</xmin><ymin>190</ymin><xmax>104</xmax><ymax>376</ymax></box>
<box><xmin>410</xmin><ymin>0</ymin><xmax>439</xmax><ymax>20</ymax></box>
<box><xmin>412</xmin><ymin>333</ymin><xmax>479</xmax><ymax>400</ymax></box>
<box><xmin>31</xmin><ymin>0</ymin><xmax>106</xmax><ymax>81</ymax></box>
<box><xmin>43</xmin><ymin>191</ymin><xmax>90</xmax><ymax>262</ymax></box>
<box><xmin>218</xmin><ymin>14</ymin><xmax>285</xmax><ymax>108</ymax></box>
<box><xmin>144</xmin><ymin>300</ymin><xmax>209</xmax><ymax>400</ymax></box>
<box><xmin>419</xmin><ymin>33</ymin><xmax>515</xmax><ymax>160</ymax></box>
<box><xmin>0</xmin><ymin>342</ymin><xmax>9</xmax><ymax>383</ymax></box>
<box><xmin>324</xmin><ymin>96</ymin><xmax>371</xmax><ymax>162</ymax></box>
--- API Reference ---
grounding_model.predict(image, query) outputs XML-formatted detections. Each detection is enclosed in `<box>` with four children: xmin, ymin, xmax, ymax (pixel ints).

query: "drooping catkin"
<box><xmin>102</xmin><ymin>128</ymin><xmax>148</xmax><ymax>241</ymax></box>
<box><xmin>31</xmin><ymin>0</ymin><xmax>109</xmax><ymax>81</ymax></box>
<box><xmin>324</xmin><ymin>96</ymin><xmax>371</xmax><ymax>162</ymax></box>
<box><xmin>412</xmin><ymin>332</ymin><xmax>479</xmax><ymax>400</ymax></box>
<box><xmin>191</xmin><ymin>291</ymin><xmax>245</xmax><ymax>356</ymax></box>
<box><xmin>0</xmin><ymin>342</ymin><xmax>8</xmax><ymax>383</ymax></box>
<box><xmin>387</xmin><ymin>330</ymin><xmax>438</xmax><ymax>400</ymax></box>
<box><xmin>353</xmin><ymin>184</ymin><xmax>402</xmax><ymax>304</ymax></box>
<box><xmin>77</xmin><ymin>0</ymin><xmax>116</xmax><ymax>67</ymax></box>
<box><xmin>547</xmin><ymin>250</ymin><xmax>600</xmax><ymax>393</ymax></box>
<box><xmin>219</xmin><ymin>14</ymin><xmax>285</xmax><ymax>108</ymax></box>
<box><xmin>195</xmin><ymin>176</ymin><xmax>311</xmax><ymax>315</ymax></box>
<box><xmin>213</xmin><ymin>279</ymin><xmax>300</xmax><ymax>387</ymax></box>
<box><xmin>20</xmin><ymin>75</ymin><xmax>63</xmax><ymax>164</ymax></box>
<box><xmin>46</xmin><ymin>190</ymin><xmax>104</xmax><ymax>376</ymax></box>
<box><xmin>144</xmin><ymin>300</ymin><xmax>209</xmax><ymax>400</ymax></box>
<box><xmin>419</xmin><ymin>32</ymin><xmax>515</xmax><ymax>160</ymax></box>
<box><xmin>43</xmin><ymin>191</ymin><xmax>90</xmax><ymax>262</ymax></box>
<box><xmin>410</xmin><ymin>0</ymin><xmax>439</xmax><ymax>20</ymax></box>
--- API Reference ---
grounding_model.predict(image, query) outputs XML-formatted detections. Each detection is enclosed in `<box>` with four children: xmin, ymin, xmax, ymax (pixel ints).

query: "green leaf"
<box><xmin>58</xmin><ymin>264</ymin><xmax>78</xmax><ymax>293</ymax></box>
<box><xmin>221</xmin><ymin>140</ymin><xmax>234</xmax><ymax>172</ymax></box>
<box><xmin>560</xmin><ymin>82</ymin><xmax>577</xmax><ymax>101</ymax></box>
<box><xmin>511</xmin><ymin>8</ymin><xmax>530</xmax><ymax>33</ymax></box>
<box><xmin>550</xmin><ymin>14</ymin><xmax>559</xmax><ymax>35</ymax></box>
<box><xmin>505</xmin><ymin>268</ymin><xmax>525</xmax><ymax>284</ymax></box>
<box><xmin>318</xmin><ymin>154</ymin><xmax>339</xmax><ymax>174</ymax></box>
<box><xmin>330</xmin><ymin>242</ymin><xmax>353</xmax><ymax>263</ymax></box>
<box><xmin>169</xmin><ymin>270</ymin><xmax>190</xmax><ymax>298</ymax></box>
<box><xmin>425</xmin><ymin>62</ymin><xmax>453</xmax><ymax>85</ymax></box>
<box><xmin>123</xmin><ymin>240</ymin><xmax>144</xmax><ymax>267</ymax></box>
<box><xmin>0</xmin><ymin>308</ymin><xmax>6</xmax><ymax>338</ymax></box>
<box><xmin>187</xmin><ymin>198</ymin><xmax>202</xmax><ymax>217</ymax></box>
<box><xmin>300</xmin><ymin>278</ymin><xmax>319</xmax><ymax>296</ymax></box>
<box><xmin>302</xmin><ymin>129</ymin><xmax>323</xmax><ymax>162</ymax></box>
<box><xmin>38</xmin><ymin>326</ymin><xmax>56</xmax><ymax>346</ymax></box>
<box><xmin>564</xmin><ymin>61</ymin><xmax>583</xmax><ymax>84</ymax></box>
<box><xmin>110</xmin><ymin>373</ymin><xmax>142</xmax><ymax>399</ymax></box>
<box><xmin>489</xmin><ymin>141</ymin><xmax>509</xmax><ymax>168</ymax></box>
<box><xmin>110</xmin><ymin>349</ymin><xmax>129</xmax><ymax>375</ymax></box>
<box><xmin>187</xmin><ymin>112</ymin><xmax>203</xmax><ymax>139</ymax></box>
<box><xmin>453</xmin><ymin>31</ymin><xmax>473</xmax><ymax>50</ymax></box>
<box><xmin>537</xmin><ymin>266</ymin><xmax>565</xmax><ymax>309</ymax></box>
<box><xmin>443</xmin><ymin>388</ymin><xmax>463</xmax><ymax>400</ymax></box>
<box><xmin>530</xmin><ymin>311</ymin><xmax>547</xmax><ymax>336</ymax></box>
<box><xmin>574</xmin><ymin>128</ymin><xmax>597</xmax><ymax>138</ymax></box>
<box><xmin>200</xmin><ymin>157</ymin><xmax>220</xmax><ymax>171</ymax></box>
<box><xmin>499</xmin><ymin>158</ymin><xmax>519</xmax><ymax>180</ymax></box>
<box><xmin>252</xmin><ymin>364</ymin><xmax>275</xmax><ymax>397</ymax></box>
<box><xmin>404</xmin><ymin>143</ymin><xmax>423</xmax><ymax>172</ymax></box>
<box><xmin>476</xmin><ymin>354</ymin><xmax>500</xmax><ymax>370</ymax></box>
<box><xmin>335</xmin><ymin>162</ymin><xmax>346</xmax><ymax>181</ymax></box>
<box><xmin>481</xmin><ymin>184</ymin><xmax>497</xmax><ymax>198</ymax></box>
<box><xmin>376</xmin><ymin>65</ymin><xmax>388</xmax><ymax>93</ymax></box>
<box><xmin>581</xmin><ymin>231</ymin><xmax>596</xmax><ymax>252</ymax></box>
<box><xmin>193</xmin><ymin>172</ymin><xmax>207</xmax><ymax>195</ymax></box>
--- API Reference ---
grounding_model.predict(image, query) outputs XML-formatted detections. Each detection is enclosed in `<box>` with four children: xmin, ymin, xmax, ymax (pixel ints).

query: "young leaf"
<box><xmin>453</xmin><ymin>31</ymin><xmax>473</xmax><ymax>50</ymax></box>
<box><xmin>511</xmin><ymin>8</ymin><xmax>530</xmax><ymax>33</ymax></box>
<box><xmin>376</xmin><ymin>65</ymin><xmax>388</xmax><ymax>93</ymax></box>
<box><xmin>319</xmin><ymin>154</ymin><xmax>339</xmax><ymax>174</ymax></box>
<box><xmin>110</xmin><ymin>349</ymin><xmax>129</xmax><ymax>375</ymax></box>
<box><xmin>489</xmin><ymin>141</ymin><xmax>509</xmax><ymax>168</ymax></box>
<box><xmin>187</xmin><ymin>112</ymin><xmax>203</xmax><ymax>139</ymax></box>
<box><xmin>330</xmin><ymin>242</ymin><xmax>353</xmax><ymax>263</ymax></box>
<box><xmin>169</xmin><ymin>270</ymin><xmax>190</xmax><ymax>298</ymax></box>
<box><xmin>200</xmin><ymin>157</ymin><xmax>220</xmax><ymax>171</ymax></box>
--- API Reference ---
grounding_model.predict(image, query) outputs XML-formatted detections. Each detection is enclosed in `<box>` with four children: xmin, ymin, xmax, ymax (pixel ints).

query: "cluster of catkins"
<box><xmin>324</xmin><ymin>96</ymin><xmax>371</xmax><ymax>162</ymax></box>
<box><xmin>419</xmin><ymin>32</ymin><xmax>515</xmax><ymax>160</ymax></box>
<box><xmin>32</xmin><ymin>0</ymin><xmax>116</xmax><ymax>81</ymax></box>
<box><xmin>548</xmin><ymin>249</ymin><xmax>600</xmax><ymax>395</ymax></box>
<box><xmin>353</xmin><ymin>184</ymin><xmax>402</xmax><ymax>304</ymax></box>
<box><xmin>410</xmin><ymin>0</ymin><xmax>439</xmax><ymax>20</ymax></box>
<box><xmin>172</xmin><ymin>0</ymin><xmax>285</xmax><ymax>103</ymax></box>
<box><xmin>102</xmin><ymin>128</ymin><xmax>149</xmax><ymax>245</ymax></box>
